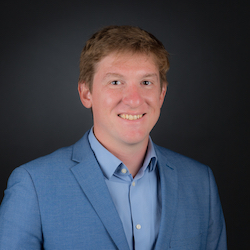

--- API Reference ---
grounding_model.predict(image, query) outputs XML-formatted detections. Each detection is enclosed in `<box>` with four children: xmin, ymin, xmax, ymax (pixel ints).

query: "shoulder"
<box><xmin>13</xmin><ymin>131</ymin><xmax>91</xmax><ymax>177</ymax></box>
<box><xmin>154</xmin><ymin>144</ymin><xmax>210</xmax><ymax>179</ymax></box>
<box><xmin>20</xmin><ymin>145</ymin><xmax>74</xmax><ymax>173</ymax></box>
<box><xmin>154</xmin><ymin>144</ymin><xmax>220</xmax><ymax>202</ymax></box>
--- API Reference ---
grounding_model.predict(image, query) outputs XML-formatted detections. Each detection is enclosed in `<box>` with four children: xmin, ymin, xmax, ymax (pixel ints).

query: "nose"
<box><xmin>122</xmin><ymin>84</ymin><xmax>143</xmax><ymax>108</ymax></box>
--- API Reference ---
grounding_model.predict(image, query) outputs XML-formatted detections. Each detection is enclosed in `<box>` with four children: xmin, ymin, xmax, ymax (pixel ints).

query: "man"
<box><xmin>0</xmin><ymin>26</ymin><xmax>227</xmax><ymax>249</ymax></box>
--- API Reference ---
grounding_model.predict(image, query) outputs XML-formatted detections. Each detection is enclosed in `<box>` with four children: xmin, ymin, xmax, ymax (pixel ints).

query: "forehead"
<box><xmin>94</xmin><ymin>52</ymin><xmax>159</xmax><ymax>76</ymax></box>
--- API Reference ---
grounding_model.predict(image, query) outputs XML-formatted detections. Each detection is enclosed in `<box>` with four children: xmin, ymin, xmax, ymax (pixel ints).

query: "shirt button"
<box><xmin>121</xmin><ymin>168</ymin><xmax>127</xmax><ymax>174</ymax></box>
<box><xmin>132</xmin><ymin>182</ymin><xmax>135</xmax><ymax>186</ymax></box>
<box><xmin>136</xmin><ymin>224</ymin><xmax>141</xmax><ymax>230</ymax></box>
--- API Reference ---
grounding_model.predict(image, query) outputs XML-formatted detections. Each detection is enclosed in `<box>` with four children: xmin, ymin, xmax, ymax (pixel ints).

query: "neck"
<box><xmin>94</xmin><ymin>133</ymin><xmax>149</xmax><ymax>178</ymax></box>
<box><xmin>110</xmin><ymin>141</ymin><xmax>148</xmax><ymax>178</ymax></box>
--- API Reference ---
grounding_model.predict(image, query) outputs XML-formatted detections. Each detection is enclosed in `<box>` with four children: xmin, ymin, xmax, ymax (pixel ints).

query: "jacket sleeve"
<box><xmin>0</xmin><ymin>167</ymin><xmax>43</xmax><ymax>249</ymax></box>
<box><xmin>206</xmin><ymin>167</ymin><xmax>227</xmax><ymax>250</ymax></box>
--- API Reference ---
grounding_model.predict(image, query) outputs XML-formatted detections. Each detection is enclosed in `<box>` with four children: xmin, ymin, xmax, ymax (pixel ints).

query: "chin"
<box><xmin>120</xmin><ymin>132</ymin><xmax>149</xmax><ymax>145</ymax></box>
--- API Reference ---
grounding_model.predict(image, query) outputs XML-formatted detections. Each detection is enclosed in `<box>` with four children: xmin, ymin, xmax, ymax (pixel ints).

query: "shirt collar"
<box><xmin>88</xmin><ymin>128</ymin><xmax>157</xmax><ymax>179</ymax></box>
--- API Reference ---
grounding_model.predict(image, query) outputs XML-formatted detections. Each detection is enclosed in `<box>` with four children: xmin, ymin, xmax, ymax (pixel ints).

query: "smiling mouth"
<box><xmin>118</xmin><ymin>114</ymin><xmax>145</xmax><ymax>120</ymax></box>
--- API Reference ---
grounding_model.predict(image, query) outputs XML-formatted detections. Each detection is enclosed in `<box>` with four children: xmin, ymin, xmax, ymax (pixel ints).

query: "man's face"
<box><xmin>79</xmin><ymin>52</ymin><xmax>166</xmax><ymax>150</ymax></box>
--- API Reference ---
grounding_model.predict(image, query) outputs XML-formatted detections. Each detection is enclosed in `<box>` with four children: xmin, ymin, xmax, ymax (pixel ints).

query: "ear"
<box><xmin>159</xmin><ymin>82</ymin><xmax>167</xmax><ymax>107</ymax></box>
<box><xmin>78</xmin><ymin>82</ymin><xmax>92</xmax><ymax>108</ymax></box>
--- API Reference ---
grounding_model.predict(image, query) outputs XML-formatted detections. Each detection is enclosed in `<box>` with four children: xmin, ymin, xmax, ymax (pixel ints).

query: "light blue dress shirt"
<box><xmin>88</xmin><ymin>129</ymin><xmax>161</xmax><ymax>250</ymax></box>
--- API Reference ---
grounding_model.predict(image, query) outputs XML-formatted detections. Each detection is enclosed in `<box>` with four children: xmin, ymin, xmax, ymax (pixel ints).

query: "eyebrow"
<box><xmin>103</xmin><ymin>73</ymin><xmax>124</xmax><ymax>80</ymax></box>
<box><xmin>103</xmin><ymin>73</ymin><xmax>159</xmax><ymax>80</ymax></box>
<box><xmin>143</xmin><ymin>73</ymin><xmax>158</xmax><ymax>79</ymax></box>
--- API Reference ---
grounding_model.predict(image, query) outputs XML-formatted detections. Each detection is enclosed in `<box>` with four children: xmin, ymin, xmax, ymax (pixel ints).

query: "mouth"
<box><xmin>118</xmin><ymin>114</ymin><xmax>145</xmax><ymax>120</ymax></box>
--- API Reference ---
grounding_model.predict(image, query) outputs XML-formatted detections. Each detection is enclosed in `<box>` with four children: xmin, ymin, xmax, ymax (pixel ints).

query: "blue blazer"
<box><xmin>0</xmin><ymin>131</ymin><xmax>227</xmax><ymax>249</ymax></box>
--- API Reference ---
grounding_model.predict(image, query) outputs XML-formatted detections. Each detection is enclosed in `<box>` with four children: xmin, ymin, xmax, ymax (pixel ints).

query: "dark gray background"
<box><xmin>1</xmin><ymin>0</ymin><xmax>249</xmax><ymax>248</ymax></box>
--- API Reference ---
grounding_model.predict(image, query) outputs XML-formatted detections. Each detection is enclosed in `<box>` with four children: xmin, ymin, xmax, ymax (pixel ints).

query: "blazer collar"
<box><xmin>154</xmin><ymin>144</ymin><xmax>179</xmax><ymax>250</ymax></box>
<box><xmin>70</xmin><ymin>131</ymin><xmax>130</xmax><ymax>250</ymax></box>
<box><xmin>71</xmin><ymin>132</ymin><xmax>179</xmax><ymax>250</ymax></box>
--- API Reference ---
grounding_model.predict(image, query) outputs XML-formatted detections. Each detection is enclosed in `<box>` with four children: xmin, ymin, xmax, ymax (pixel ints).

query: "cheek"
<box><xmin>105</xmin><ymin>90</ymin><xmax>122</xmax><ymax>106</ymax></box>
<box><xmin>105</xmin><ymin>96</ymin><xmax>116</xmax><ymax>106</ymax></box>
<box><xmin>146</xmin><ymin>92</ymin><xmax>162</xmax><ymax>106</ymax></box>
<box><xmin>92</xmin><ymin>92</ymin><xmax>117</xmax><ymax>114</ymax></box>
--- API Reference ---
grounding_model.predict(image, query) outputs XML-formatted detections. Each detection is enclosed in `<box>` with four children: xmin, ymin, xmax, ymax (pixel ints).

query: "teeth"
<box><xmin>119</xmin><ymin>114</ymin><xmax>143</xmax><ymax>120</ymax></box>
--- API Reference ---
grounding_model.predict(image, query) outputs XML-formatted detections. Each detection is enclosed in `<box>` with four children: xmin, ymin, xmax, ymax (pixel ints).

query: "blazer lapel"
<box><xmin>70</xmin><ymin>132</ymin><xmax>129</xmax><ymax>250</ymax></box>
<box><xmin>154</xmin><ymin>145</ymin><xmax>179</xmax><ymax>250</ymax></box>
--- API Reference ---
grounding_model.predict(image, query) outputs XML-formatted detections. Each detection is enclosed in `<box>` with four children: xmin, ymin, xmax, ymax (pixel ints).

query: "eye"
<box><xmin>142</xmin><ymin>81</ymin><xmax>152</xmax><ymax>85</ymax></box>
<box><xmin>111</xmin><ymin>80</ymin><xmax>121</xmax><ymax>85</ymax></box>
